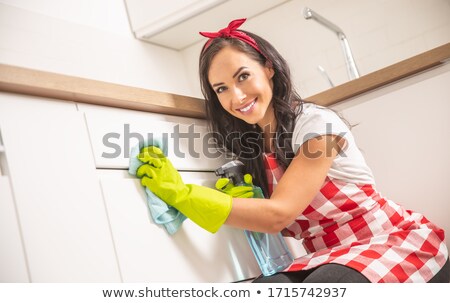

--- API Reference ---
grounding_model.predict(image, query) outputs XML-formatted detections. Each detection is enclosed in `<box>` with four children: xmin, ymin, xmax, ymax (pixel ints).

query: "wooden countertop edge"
<box><xmin>0</xmin><ymin>64</ymin><xmax>206</xmax><ymax>119</ymax></box>
<box><xmin>0</xmin><ymin>43</ymin><xmax>449</xmax><ymax>117</ymax></box>
<box><xmin>305</xmin><ymin>43</ymin><xmax>450</xmax><ymax>106</ymax></box>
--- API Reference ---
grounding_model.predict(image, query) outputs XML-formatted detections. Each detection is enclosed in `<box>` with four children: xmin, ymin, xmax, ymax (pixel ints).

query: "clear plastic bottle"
<box><xmin>215</xmin><ymin>160</ymin><xmax>294</xmax><ymax>276</ymax></box>
<box><xmin>243</xmin><ymin>186</ymin><xmax>294</xmax><ymax>276</ymax></box>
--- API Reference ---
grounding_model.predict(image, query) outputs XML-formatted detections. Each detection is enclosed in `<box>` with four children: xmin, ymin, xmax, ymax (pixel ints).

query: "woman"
<box><xmin>136</xmin><ymin>19</ymin><xmax>449</xmax><ymax>283</ymax></box>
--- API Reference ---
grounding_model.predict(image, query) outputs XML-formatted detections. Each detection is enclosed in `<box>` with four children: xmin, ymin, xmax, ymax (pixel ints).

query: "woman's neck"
<box><xmin>257</xmin><ymin>102</ymin><xmax>277</xmax><ymax>153</ymax></box>
<box><xmin>259</xmin><ymin>121</ymin><xmax>277</xmax><ymax>153</ymax></box>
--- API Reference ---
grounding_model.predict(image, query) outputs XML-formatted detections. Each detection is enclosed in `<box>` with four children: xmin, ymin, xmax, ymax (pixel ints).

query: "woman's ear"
<box><xmin>265</xmin><ymin>61</ymin><xmax>275</xmax><ymax>79</ymax></box>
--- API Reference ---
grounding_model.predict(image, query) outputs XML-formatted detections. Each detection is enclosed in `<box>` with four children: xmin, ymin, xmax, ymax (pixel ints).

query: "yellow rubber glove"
<box><xmin>136</xmin><ymin>146</ymin><xmax>232</xmax><ymax>233</ymax></box>
<box><xmin>215</xmin><ymin>174</ymin><xmax>255</xmax><ymax>198</ymax></box>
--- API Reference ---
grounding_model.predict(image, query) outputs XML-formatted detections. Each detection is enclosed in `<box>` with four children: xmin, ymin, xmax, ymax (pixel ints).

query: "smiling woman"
<box><xmin>199</xmin><ymin>19</ymin><xmax>303</xmax><ymax>193</ymax></box>
<box><xmin>176</xmin><ymin>18</ymin><xmax>450</xmax><ymax>283</ymax></box>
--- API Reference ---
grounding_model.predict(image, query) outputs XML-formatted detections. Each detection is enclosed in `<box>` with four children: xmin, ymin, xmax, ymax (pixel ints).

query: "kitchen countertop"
<box><xmin>0</xmin><ymin>43</ymin><xmax>449</xmax><ymax>119</ymax></box>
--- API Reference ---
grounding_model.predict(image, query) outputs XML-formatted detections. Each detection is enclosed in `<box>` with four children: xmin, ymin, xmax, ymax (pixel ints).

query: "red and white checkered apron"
<box><xmin>263</xmin><ymin>153</ymin><xmax>448</xmax><ymax>282</ymax></box>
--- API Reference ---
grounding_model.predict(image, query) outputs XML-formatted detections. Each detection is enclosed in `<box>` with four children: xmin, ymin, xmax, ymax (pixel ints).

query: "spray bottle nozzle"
<box><xmin>215</xmin><ymin>160</ymin><xmax>246</xmax><ymax>186</ymax></box>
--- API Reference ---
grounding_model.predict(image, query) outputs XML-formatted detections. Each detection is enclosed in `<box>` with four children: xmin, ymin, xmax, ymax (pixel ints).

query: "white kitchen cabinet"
<box><xmin>0</xmin><ymin>176</ymin><xmax>29</xmax><ymax>282</ymax></box>
<box><xmin>125</xmin><ymin>0</ymin><xmax>289</xmax><ymax>50</ymax></box>
<box><xmin>78</xmin><ymin>103</ymin><xmax>262</xmax><ymax>282</ymax></box>
<box><xmin>125</xmin><ymin>0</ymin><xmax>223</xmax><ymax>34</ymax></box>
<box><xmin>0</xmin><ymin>93</ymin><xmax>121</xmax><ymax>282</ymax></box>
<box><xmin>77</xmin><ymin>103</ymin><xmax>228</xmax><ymax>171</ymax></box>
<box><xmin>98</xmin><ymin>169</ymin><xmax>260</xmax><ymax>282</ymax></box>
<box><xmin>0</xmin><ymin>91</ymin><xmax>291</xmax><ymax>282</ymax></box>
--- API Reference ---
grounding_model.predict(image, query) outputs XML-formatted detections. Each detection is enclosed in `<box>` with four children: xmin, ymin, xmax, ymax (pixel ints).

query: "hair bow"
<box><xmin>199</xmin><ymin>18</ymin><xmax>263</xmax><ymax>56</ymax></box>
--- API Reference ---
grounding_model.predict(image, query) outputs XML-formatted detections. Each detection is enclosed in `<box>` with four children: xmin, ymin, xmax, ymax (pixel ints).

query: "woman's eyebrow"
<box><xmin>232</xmin><ymin>66</ymin><xmax>248</xmax><ymax>78</ymax></box>
<box><xmin>212</xmin><ymin>66</ymin><xmax>248</xmax><ymax>87</ymax></box>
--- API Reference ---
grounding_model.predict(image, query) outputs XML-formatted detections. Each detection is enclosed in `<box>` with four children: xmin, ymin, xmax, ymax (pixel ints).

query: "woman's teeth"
<box><xmin>239</xmin><ymin>100</ymin><xmax>256</xmax><ymax>113</ymax></box>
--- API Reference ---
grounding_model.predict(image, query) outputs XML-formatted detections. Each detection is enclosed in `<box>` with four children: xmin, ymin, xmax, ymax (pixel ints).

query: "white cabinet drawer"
<box><xmin>99</xmin><ymin>169</ymin><xmax>261</xmax><ymax>282</ymax></box>
<box><xmin>78</xmin><ymin>104</ymin><xmax>227</xmax><ymax>171</ymax></box>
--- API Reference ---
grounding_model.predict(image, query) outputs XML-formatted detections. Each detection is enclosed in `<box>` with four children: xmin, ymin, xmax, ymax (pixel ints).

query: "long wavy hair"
<box><xmin>199</xmin><ymin>30</ymin><xmax>304</xmax><ymax>197</ymax></box>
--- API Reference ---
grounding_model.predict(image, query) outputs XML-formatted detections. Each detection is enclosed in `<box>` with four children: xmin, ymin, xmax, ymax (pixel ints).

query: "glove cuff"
<box><xmin>178</xmin><ymin>184</ymin><xmax>232</xmax><ymax>233</ymax></box>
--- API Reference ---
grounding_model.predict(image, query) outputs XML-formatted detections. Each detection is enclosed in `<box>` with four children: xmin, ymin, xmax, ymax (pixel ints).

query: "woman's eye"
<box><xmin>216</xmin><ymin>86</ymin><xmax>226</xmax><ymax>94</ymax></box>
<box><xmin>238</xmin><ymin>73</ymin><xmax>249</xmax><ymax>81</ymax></box>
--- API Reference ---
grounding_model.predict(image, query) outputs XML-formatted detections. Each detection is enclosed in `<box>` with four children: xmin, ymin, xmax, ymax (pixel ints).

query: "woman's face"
<box><xmin>208</xmin><ymin>46</ymin><xmax>275</xmax><ymax>127</ymax></box>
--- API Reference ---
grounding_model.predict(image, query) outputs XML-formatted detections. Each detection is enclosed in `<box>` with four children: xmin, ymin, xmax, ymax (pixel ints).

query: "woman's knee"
<box><xmin>303</xmin><ymin>264</ymin><xmax>370</xmax><ymax>283</ymax></box>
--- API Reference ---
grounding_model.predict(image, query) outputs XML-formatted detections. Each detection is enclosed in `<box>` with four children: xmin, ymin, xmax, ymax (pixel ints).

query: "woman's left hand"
<box><xmin>215</xmin><ymin>174</ymin><xmax>255</xmax><ymax>198</ymax></box>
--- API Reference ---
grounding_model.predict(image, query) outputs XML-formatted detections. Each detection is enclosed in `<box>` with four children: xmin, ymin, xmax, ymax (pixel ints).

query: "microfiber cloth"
<box><xmin>128</xmin><ymin>136</ymin><xmax>186</xmax><ymax>235</ymax></box>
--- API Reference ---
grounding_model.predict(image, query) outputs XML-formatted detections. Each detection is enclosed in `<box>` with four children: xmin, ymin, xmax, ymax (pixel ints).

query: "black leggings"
<box><xmin>252</xmin><ymin>258</ymin><xmax>450</xmax><ymax>283</ymax></box>
<box><xmin>252</xmin><ymin>263</ymin><xmax>369</xmax><ymax>283</ymax></box>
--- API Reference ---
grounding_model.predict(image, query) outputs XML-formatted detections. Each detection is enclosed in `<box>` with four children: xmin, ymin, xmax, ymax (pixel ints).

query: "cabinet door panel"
<box><xmin>0</xmin><ymin>93</ymin><xmax>121</xmax><ymax>282</ymax></box>
<box><xmin>99</xmin><ymin>170</ymin><xmax>260</xmax><ymax>282</ymax></box>
<box><xmin>78</xmin><ymin>104</ymin><xmax>227</xmax><ymax>171</ymax></box>
<box><xmin>0</xmin><ymin>176</ymin><xmax>29</xmax><ymax>282</ymax></box>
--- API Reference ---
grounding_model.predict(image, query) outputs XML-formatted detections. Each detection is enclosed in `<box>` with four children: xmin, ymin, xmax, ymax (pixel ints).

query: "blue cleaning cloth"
<box><xmin>128</xmin><ymin>137</ymin><xmax>186</xmax><ymax>235</ymax></box>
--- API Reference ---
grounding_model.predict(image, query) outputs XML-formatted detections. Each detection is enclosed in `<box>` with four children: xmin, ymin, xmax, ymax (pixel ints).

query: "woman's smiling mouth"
<box><xmin>238</xmin><ymin>99</ymin><xmax>257</xmax><ymax>113</ymax></box>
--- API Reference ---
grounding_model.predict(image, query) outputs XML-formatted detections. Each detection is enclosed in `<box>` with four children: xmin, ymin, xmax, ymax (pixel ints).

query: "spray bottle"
<box><xmin>215</xmin><ymin>160</ymin><xmax>294</xmax><ymax>276</ymax></box>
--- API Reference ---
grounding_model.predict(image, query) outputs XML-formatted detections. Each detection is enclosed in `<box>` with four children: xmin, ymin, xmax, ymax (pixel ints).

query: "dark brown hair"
<box><xmin>199</xmin><ymin>30</ymin><xmax>304</xmax><ymax>197</ymax></box>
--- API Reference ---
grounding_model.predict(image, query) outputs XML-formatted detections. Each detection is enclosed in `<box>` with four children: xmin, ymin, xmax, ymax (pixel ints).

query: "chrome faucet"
<box><xmin>303</xmin><ymin>7</ymin><xmax>360</xmax><ymax>80</ymax></box>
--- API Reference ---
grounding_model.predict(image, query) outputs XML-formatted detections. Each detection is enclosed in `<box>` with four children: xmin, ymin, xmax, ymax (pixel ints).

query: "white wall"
<box><xmin>0</xmin><ymin>0</ymin><xmax>192</xmax><ymax>95</ymax></box>
<box><xmin>0</xmin><ymin>0</ymin><xmax>131</xmax><ymax>36</ymax></box>
<box><xmin>182</xmin><ymin>0</ymin><xmax>450</xmax><ymax>98</ymax></box>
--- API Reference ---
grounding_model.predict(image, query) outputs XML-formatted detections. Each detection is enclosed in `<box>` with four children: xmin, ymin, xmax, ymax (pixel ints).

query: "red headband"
<box><xmin>199</xmin><ymin>18</ymin><xmax>265</xmax><ymax>57</ymax></box>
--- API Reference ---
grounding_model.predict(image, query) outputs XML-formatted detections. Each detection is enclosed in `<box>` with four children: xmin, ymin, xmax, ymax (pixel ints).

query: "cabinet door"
<box><xmin>0</xmin><ymin>176</ymin><xmax>29</xmax><ymax>282</ymax></box>
<box><xmin>0</xmin><ymin>93</ymin><xmax>121</xmax><ymax>282</ymax></box>
<box><xmin>125</xmin><ymin>0</ymin><xmax>290</xmax><ymax>50</ymax></box>
<box><xmin>99</xmin><ymin>169</ymin><xmax>261</xmax><ymax>282</ymax></box>
<box><xmin>78</xmin><ymin>103</ymin><xmax>227</xmax><ymax>171</ymax></box>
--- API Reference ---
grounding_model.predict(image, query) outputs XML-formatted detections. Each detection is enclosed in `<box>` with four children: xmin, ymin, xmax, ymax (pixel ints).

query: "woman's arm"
<box><xmin>225</xmin><ymin>135</ymin><xmax>345</xmax><ymax>233</ymax></box>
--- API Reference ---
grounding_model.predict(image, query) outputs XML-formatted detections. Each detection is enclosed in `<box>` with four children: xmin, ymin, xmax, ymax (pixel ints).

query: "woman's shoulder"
<box><xmin>292</xmin><ymin>102</ymin><xmax>352</xmax><ymax>147</ymax></box>
<box><xmin>295</xmin><ymin>102</ymin><xmax>321</xmax><ymax>115</ymax></box>
<box><xmin>295</xmin><ymin>102</ymin><xmax>345</xmax><ymax>126</ymax></box>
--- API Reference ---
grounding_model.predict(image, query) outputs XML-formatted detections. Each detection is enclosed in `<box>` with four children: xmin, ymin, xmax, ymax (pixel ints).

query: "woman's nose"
<box><xmin>231</xmin><ymin>87</ymin><xmax>247</xmax><ymax>105</ymax></box>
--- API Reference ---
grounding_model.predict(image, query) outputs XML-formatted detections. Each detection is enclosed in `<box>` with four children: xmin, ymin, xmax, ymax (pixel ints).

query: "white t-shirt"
<box><xmin>292</xmin><ymin>103</ymin><xmax>375</xmax><ymax>185</ymax></box>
